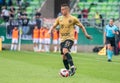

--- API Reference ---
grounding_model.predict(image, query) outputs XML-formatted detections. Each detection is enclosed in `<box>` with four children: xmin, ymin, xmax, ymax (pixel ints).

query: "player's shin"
<box><xmin>63</xmin><ymin>59</ymin><xmax>69</xmax><ymax>70</ymax></box>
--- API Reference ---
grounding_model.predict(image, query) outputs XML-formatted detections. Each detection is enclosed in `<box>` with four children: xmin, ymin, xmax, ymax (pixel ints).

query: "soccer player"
<box><xmin>48</xmin><ymin>4</ymin><xmax>92</xmax><ymax>76</ymax></box>
<box><xmin>11</xmin><ymin>27</ymin><xmax>19</xmax><ymax>51</ymax></box>
<box><xmin>104</xmin><ymin>19</ymin><xmax>119</xmax><ymax>62</ymax></box>
<box><xmin>39</xmin><ymin>26</ymin><xmax>45</xmax><ymax>51</ymax></box>
<box><xmin>52</xmin><ymin>29</ymin><xmax>59</xmax><ymax>52</ymax></box>
<box><xmin>44</xmin><ymin>27</ymin><xmax>51</xmax><ymax>52</ymax></box>
<box><xmin>33</xmin><ymin>26</ymin><xmax>39</xmax><ymax>52</ymax></box>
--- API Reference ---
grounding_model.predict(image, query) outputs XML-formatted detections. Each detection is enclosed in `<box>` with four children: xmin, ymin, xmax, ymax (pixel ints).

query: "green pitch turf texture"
<box><xmin>0</xmin><ymin>51</ymin><xmax>120</xmax><ymax>83</ymax></box>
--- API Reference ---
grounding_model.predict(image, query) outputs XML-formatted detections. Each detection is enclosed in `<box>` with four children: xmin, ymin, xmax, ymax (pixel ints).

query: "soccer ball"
<box><xmin>59</xmin><ymin>68</ymin><xmax>69</xmax><ymax>77</ymax></box>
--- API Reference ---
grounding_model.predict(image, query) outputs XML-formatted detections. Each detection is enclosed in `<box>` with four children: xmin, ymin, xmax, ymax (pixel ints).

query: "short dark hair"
<box><xmin>61</xmin><ymin>4</ymin><xmax>70</xmax><ymax>8</ymax></box>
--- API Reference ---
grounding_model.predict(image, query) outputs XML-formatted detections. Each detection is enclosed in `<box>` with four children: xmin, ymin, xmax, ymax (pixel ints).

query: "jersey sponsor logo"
<box><xmin>61</xmin><ymin>33</ymin><xmax>70</xmax><ymax>36</ymax></box>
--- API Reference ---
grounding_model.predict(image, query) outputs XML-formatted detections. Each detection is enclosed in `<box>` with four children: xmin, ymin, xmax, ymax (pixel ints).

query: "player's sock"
<box><xmin>45</xmin><ymin>45</ymin><xmax>48</xmax><ymax>52</ymax></box>
<box><xmin>39</xmin><ymin>44</ymin><xmax>42</xmax><ymax>51</ymax></box>
<box><xmin>110</xmin><ymin>50</ymin><xmax>113</xmax><ymax>60</ymax></box>
<box><xmin>47</xmin><ymin>45</ymin><xmax>50</xmax><ymax>52</ymax></box>
<box><xmin>54</xmin><ymin>46</ymin><xmax>57</xmax><ymax>52</ymax></box>
<box><xmin>63</xmin><ymin>60</ymin><xmax>69</xmax><ymax>70</ymax></box>
<box><xmin>33</xmin><ymin>47</ymin><xmax>36</xmax><ymax>52</ymax></box>
<box><xmin>14</xmin><ymin>45</ymin><xmax>17</xmax><ymax>51</ymax></box>
<box><xmin>107</xmin><ymin>49</ymin><xmax>111</xmax><ymax>60</ymax></box>
<box><xmin>65</xmin><ymin>53</ymin><xmax>74</xmax><ymax>66</ymax></box>
<box><xmin>10</xmin><ymin>44</ymin><xmax>14</xmax><ymax>50</ymax></box>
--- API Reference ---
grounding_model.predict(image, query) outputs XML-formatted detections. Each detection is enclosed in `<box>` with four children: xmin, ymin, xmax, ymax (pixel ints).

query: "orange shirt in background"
<box><xmin>74</xmin><ymin>30</ymin><xmax>78</xmax><ymax>40</ymax></box>
<box><xmin>33</xmin><ymin>28</ymin><xmax>39</xmax><ymax>38</ymax></box>
<box><xmin>39</xmin><ymin>28</ymin><xmax>45</xmax><ymax>39</ymax></box>
<box><xmin>12</xmin><ymin>28</ymin><xmax>19</xmax><ymax>39</ymax></box>
<box><xmin>53</xmin><ymin>30</ymin><xmax>59</xmax><ymax>40</ymax></box>
<box><xmin>44</xmin><ymin>29</ymin><xmax>50</xmax><ymax>38</ymax></box>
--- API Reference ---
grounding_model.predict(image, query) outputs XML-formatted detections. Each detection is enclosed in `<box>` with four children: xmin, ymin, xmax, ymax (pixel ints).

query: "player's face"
<box><xmin>61</xmin><ymin>6</ymin><xmax>69</xmax><ymax>16</ymax></box>
<box><xmin>109</xmin><ymin>20</ymin><xmax>114</xmax><ymax>25</ymax></box>
<box><xmin>35</xmin><ymin>26</ymin><xmax>38</xmax><ymax>29</ymax></box>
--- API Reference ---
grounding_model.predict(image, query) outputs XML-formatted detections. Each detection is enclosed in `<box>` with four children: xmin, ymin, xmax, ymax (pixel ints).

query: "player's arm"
<box><xmin>74</xmin><ymin>18</ymin><xmax>92</xmax><ymax>39</ymax></box>
<box><xmin>48</xmin><ymin>18</ymin><xmax>59</xmax><ymax>34</ymax></box>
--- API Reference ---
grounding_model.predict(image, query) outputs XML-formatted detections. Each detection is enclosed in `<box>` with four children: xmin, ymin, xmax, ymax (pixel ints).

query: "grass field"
<box><xmin>0</xmin><ymin>51</ymin><xmax>120</xmax><ymax>83</ymax></box>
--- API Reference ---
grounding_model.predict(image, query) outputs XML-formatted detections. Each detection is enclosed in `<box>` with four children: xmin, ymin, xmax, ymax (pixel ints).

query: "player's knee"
<box><xmin>63</xmin><ymin>48</ymin><xmax>69</xmax><ymax>54</ymax></box>
<box><xmin>62</xmin><ymin>55</ymin><xmax>67</xmax><ymax>60</ymax></box>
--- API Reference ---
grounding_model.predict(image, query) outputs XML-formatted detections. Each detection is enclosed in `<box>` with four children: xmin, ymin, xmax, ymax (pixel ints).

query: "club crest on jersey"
<box><xmin>68</xmin><ymin>20</ymin><xmax>72</xmax><ymax>23</ymax></box>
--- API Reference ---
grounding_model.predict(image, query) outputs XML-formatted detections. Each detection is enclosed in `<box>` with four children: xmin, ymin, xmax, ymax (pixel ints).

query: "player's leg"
<box><xmin>33</xmin><ymin>39</ymin><xmax>36</xmax><ymax>51</ymax></box>
<box><xmin>62</xmin><ymin>40</ymin><xmax>76</xmax><ymax>76</ymax></box>
<box><xmin>11</xmin><ymin>38</ymin><xmax>14</xmax><ymax>50</ymax></box>
<box><xmin>106</xmin><ymin>38</ymin><xmax>115</xmax><ymax>62</ymax></box>
<box><xmin>53</xmin><ymin>40</ymin><xmax>57</xmax><ymax>52</ymax></box>
<box><xmin>108</xmin><ymin>39</ymin><xmax>115</xmax><ymax>62</ymax></box>
<box><xmin>39</xmin><ymin>39</ymin><xmax>42</xmax><ymax>51</ymax></box>
<box><xmin>74</xmin><ymin>40</ymin><xmax>78</xmax><ymax>53</ymax></box>
<box><xmin>44</xmin><ymin>38</ymin><xmax>48</xmax><ymax>52</ymax></box>
<box><xmin>47</xmin><ymin>38</ymin><xmax>50</xmax><ymax>52</ymax></box>
<box><xmin>60</xmin><ymin>42</ymin><xmax>69</xmax><ymax>70</ymax></box>
<box><xmin>14</xmin><ymin>39</ymin><xmax>18</xmax><ymax>51</ymax></box>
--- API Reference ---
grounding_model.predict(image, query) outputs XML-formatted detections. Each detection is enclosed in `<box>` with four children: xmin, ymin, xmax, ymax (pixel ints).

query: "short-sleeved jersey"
<box><xmin>104</xmin><ymin>25</ymin><xmax>118</xmax><ymax>37</ymax></box>
<box><xmin>12</xmin><ymin>29</ymin><xmax>19</xmax><ymax>39</ymax></box>
<box><xmin>44</xmin><ymin>29</ymin><xmax>50</xmax><ymax>38</ymax></box>
<box><xmin>33</xmin><ymin>28</ymin><xmax>39</xmax><ymax>38</ymax></box>
<box><xmin>53</xmin><ymin>30</ymin><xmax>59</xmax><ymax>40</ymax></box>
<box><xmin>39</xmin><ymin>28</ymin><xmax>45</xmax><ymax>39</ymax></box>
<box><xmin>53</xmin><ymin>15</ymin><xmax>81</xmax><ymax>42</ymax></box>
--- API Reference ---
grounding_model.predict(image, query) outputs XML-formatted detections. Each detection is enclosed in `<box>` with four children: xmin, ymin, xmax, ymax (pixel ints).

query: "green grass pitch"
<box><xmin>0</xmin><ymin>51</ymin><xmax>120</xmax><ymax>83</ymax></box>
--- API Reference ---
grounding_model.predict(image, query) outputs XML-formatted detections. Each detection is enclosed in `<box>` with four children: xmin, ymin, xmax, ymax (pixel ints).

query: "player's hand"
<box><xmin>112</xmin><ymin>30</ymin><xmax>116</xmax><ymax>34</ymax></box>
<box><xmin>86</xmin><ymin>34</ymin><xmax>92</xmax><ymax>39</ymax></box>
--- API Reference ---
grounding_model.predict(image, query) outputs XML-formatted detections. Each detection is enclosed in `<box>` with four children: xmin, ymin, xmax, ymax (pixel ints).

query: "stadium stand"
<box><xmin>75</xmin><ymin>0</ymin><xmax>120</xmax><ymax>19</ymax></box>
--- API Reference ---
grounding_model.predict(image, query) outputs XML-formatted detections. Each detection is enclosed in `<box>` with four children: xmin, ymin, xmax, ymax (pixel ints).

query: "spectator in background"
<box><xmin>9</xmin><ymin>6</ymin><xmax>16</xmax><ymax>18</ymax></box>
<box><xmin>8</xmin><ymin>0</ymin><xmax>13</xmax><ymax>6</ymax></box>
<box><xmin>100</xmin><ymin>14</ymin><xmax>104</xmax><ymax>27</ymax></box>
<box><xmin>21</xmin><ymin>12</ymin><xmax>30</xmax><ymax>39</ymax></box>
<box><xmin>77</xmin><ymin>11</ymin><xmax>82</xmax><ymax>21</ymax></box>
<box><xmin>17</xmin><ymin>0</ymin><xmax>22</xmax><ymax>6</ymax></box>
<box><xmin>35</xmin><ymin>11</ymin><xmax>42</xmax><ymax>29</ymax></box>
<box><xmin>33</xmin><ymin>26</ymin><xmax>39</xmax><ymax>52</ymax></box>
<box><xmin>7</xmin><ymin>17</ymin><xmax>18</xmax><ymax>37</ymax></box>
<box><xmin>1</xmin><ymin>6</ymin><xmax>10</xmax><ymax>22</ymax></box>
<box><xmin>94</xmin><ymin>12</ymin><xmax>101</xmax><ymax>26</ymax></box>
<box><xmin>10</xmin><ymin>27</ymin><xmax>19</xmax><ymax>51</ymax></box>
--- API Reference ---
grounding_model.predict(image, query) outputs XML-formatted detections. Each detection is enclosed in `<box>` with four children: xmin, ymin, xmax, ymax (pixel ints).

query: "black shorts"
<box><xmin>60</xmin><ymin>39</ymin><xmax>74</xmax><ymax>55</ymax></box>
<box><xmin>106</xmin><ymin>37</ymin><xmax>115</xmax><ymax>47</ymax></box>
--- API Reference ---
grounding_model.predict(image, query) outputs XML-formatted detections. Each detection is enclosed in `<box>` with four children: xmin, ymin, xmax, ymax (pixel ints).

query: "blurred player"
<box><xmin>73</xmin><ymin>29</ymin><xmax>78</xmax><ymax>53</ymax></box>
<box><xmin>104</xmin><ymin>19</ymin><xmax>119</xmax><ymax>62</ymax></box>
<box><xmin>39</xmin><ymin>26</ymin><xmax>45</xmax><ymax>51</ymax></box>
<box><xmin>11</xmin><ymin>27</ymin><xmax>19</xmax><ymax>51</ymax></box>
<box><xmin>44</xmin><ymin>27</ymin><xmax>51</xmax><ymax>52</ymax></box>
<box><xmin>48</xmin><ymin>4</ymin><xmax>92</xmax><ymax>76</ymax></box>
<box><xmin>52</xmin><ymin>29</ymin><xmax>59</xmax><ymax>52</ymax></box>
<box><xmin>33</xmin><ymin>26</ymin><xmax>39</xmax><ymax>52</ymax></box>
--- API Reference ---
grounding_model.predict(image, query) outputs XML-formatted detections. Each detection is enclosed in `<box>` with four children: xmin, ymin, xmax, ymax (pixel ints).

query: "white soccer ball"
<box><xmin>59</xmin><ymin>68</ymin><xmax>69</xmax><ymax>77</ymax></box>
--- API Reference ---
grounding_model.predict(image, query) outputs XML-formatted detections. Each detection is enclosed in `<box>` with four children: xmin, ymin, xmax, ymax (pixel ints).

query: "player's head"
<box><xmin>34</xmin><ymin>26</ymin><xmax>38</xmax><ymax>29</ymax></box>
<box><xmin>14</xmin><ymin>27</ymin><xmax>17</xmax><ymax>30</ymax></box>
<box><xmin>61</xmin><ymin>4</ymin><xmax>70</xmax><ymax>16</ymax></box>
<box><xmin>109</xmin><ymin>18</ymin><xmax>114</xmax><ymax>25</ymax></box>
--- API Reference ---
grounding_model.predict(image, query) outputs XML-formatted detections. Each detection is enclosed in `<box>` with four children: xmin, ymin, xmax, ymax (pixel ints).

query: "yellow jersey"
<box><xmin>53</xmin><ymin>15</ymin><xmax>82</xmax><ymax>42</ymax></box>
